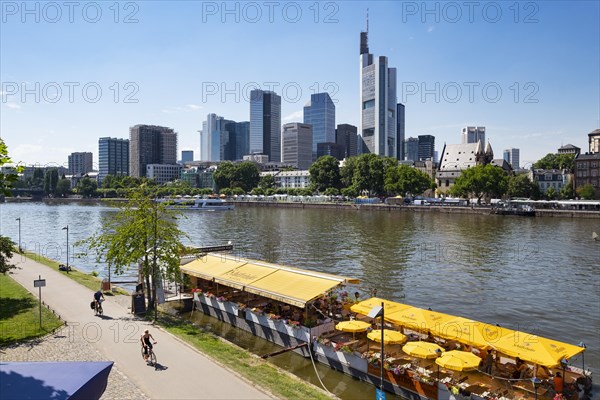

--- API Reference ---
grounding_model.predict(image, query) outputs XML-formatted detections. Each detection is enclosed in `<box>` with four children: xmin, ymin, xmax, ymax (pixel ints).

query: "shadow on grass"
<box><xmin>0</xmin><ymin>297</ymin><xmax>37</xmax><ymax>320</ymax></box>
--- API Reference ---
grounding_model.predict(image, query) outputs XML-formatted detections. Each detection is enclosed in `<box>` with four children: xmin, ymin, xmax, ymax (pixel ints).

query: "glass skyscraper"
<box><xmin>98</xmin><ymin>137</ymin><xmax>129</xmax><ymax>186</ymax></box>
<box><xmin>249</xmin><ymin>89</ymin><xmax>281</xmax><ymax>162</ymax></box>
<box><xmin>303</xmin><ymin>92</ymin><xmax>335</xmax><ymax>160</ymax></box>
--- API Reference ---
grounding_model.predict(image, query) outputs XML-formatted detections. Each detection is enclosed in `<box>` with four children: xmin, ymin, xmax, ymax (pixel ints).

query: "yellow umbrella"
<box><xmin>402</xmin><ymin>341</ymin><xmax>444</xmax><ymax>359</ymax></box>
<box><xmin>386</xmin><ymin>307</ymin><xmax>453</xmax><ymax>332</ymax></box>
<box><xmin>350</xmin><ymin>297</ymin><xmax>412</xmax><ymax>316</ymax></box>
<box><xmin>367</xmin><ymin>330</ymin><xmax>407</xmax><ymax>345</ymax></box>
<box><xmin>491</xmin><ymin>331</ymin><xmax>585</xmax><ymax>367</ymax></box>
<box><xmin>431</xmin><ymin>318</ymin><xmax>514</xmax><ymax>349</ymax></box>
<box><xmin>435</xmin><ymin>350</ymin><xmax>482</xmax><ymax>372</ymax></box>
<box><xmin>336</xmin><ymin>320</ymin><xmax>371</xmax><ymax>340</ymax></box>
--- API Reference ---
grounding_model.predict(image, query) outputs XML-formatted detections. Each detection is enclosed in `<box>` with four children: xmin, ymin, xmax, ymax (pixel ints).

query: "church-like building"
<box><xmin>435</xmin><ymin>140</ymin><xmax>494</xmax><ymax>196</ymax></box>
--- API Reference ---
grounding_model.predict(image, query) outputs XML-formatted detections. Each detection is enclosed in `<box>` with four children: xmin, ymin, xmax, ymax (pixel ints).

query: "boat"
<box><xmin>491</xmin><ymin>203</ymin><xmax>535</xmax><ymax>217</ymax></box>
<box><xmin>180</xmin><ymin>253</ymin><xmax>592</xmax><ymax>400</ymax></box>
<box><xmin>163</xmin><ymin>198</ymin><xmax>234</xmax><ymax>211</ymax></box>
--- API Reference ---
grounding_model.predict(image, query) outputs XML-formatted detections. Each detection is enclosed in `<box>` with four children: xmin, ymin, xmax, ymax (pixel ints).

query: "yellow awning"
<box><xmin>351</xmin><ymin>298</ymin><xmax>413</xmax><ymax>316</ymax></box>
<box><xmin>181</xmin><ymin>256</ymin><xmax>247</xmax><ymax>281</ymax></box>
<box><xmin>214</xmin><ymin>263</ymin><xmax>276</xmax><ymax>290</ymax></box>
<box><xmin>386</xmin><ymin>307</ymin><xmax>454</xmax><ymax>332</ymax></box>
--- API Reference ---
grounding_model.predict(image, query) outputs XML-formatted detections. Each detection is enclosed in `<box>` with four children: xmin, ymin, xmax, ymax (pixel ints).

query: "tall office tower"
<box><xmin>418</xmin><ymin>135</ymin><xmax>435</xmax><ymax>161</ymax></box>
<box><xmin>396</xmin><ymin>103</ymin><xmax>405</xmax><ymax>160</ymax></box>
<box><xmin>200</xmin><ymin>114</ymin><xmax>231</xmax><ymax>162</ymax></box>
<box><xmin>68</xmin><ymin>152</ymin><xmax>93</xmax><ymax>175</ymax></box>
<box><xmin>282</xmin><ymin>123</ymin><xmax>313</xmax><ymax>170</ymax></box>
<box><xmin>461</xmin><ymin>126</ymin><xmax>486</xmax><ymax>144</ymax></box>
<box><xmin>98</xmin><ymin>138</ymin><xmax>129</xmax><ymax>186</ymax></box>
<box><xmin>336</xmin><ymin>124</ymin><xmax>358</xmax><ymax>159</ymax></box>
<box><xmin>129</xmin><ymin>125</ymin><xmax>177</xmax><ymax>178</ymax></box>
<box><xmin>404</xmin><ymin>137</ymin><xmax>419</xmax><ymax>161</ymax></box>
<box><xmin>224</xmin><ymin>121</ymin><xmax>250</xmax><ymax>161</ymax></box>
<box><xmin>359</xmin><ymin>23</ymin><xmax>397</xmax><ymax>157</ymax></box>
<box><xmin>249</xmin><ymin>89</ymin><xmax>282</xmax><ymax>162</ymax></box>
<box><xmin>303</xmin><ymin>92</ymin><xmax>335</xmax><ymax>160</ymax></box>
<box><xmin>181</xmin><ymin>150</ymin><xmax>194</xmax><ymax>163</ymax></box>
<box><xmin>503</xmin><ymin>148</ymin><xmax>520</xmax><ymax>170</ymax></box>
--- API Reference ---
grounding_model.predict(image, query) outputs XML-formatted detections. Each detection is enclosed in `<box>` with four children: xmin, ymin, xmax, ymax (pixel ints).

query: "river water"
<box><xmin>1</xmin><ymin>202</ymin><xmax>599</xmax><ymax>398</ymax></box>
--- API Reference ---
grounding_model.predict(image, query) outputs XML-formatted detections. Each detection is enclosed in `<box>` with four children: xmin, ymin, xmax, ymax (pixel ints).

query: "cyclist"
<box><xmin>140</xmin><ymin>329</ymin><xmax>157</xmax><ymax>363</ymax></box>
<box><xmin>93</xmin><ymin>290</ymin><xmax>105</xmax><ymax>314</ymax></box>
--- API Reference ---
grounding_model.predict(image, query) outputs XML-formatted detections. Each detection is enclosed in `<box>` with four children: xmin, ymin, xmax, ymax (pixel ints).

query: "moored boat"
<box><xmin>163</xmin><ymin>198</ymin><xmax>234</xmax><ymax>211</ymax></box>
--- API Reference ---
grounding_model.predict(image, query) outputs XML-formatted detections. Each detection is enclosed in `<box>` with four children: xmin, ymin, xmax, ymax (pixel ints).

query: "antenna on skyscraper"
<box><xmin>366</xmin><ymin>8</ymin><xmax>369</xmax><ymax>34</ymax></box>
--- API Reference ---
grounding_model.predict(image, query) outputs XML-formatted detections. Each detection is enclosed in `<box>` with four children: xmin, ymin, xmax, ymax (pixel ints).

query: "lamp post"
<box><xmin>578</xmin><ymin>342</ymin><xmax>586</xmax><ymax>373</ymax></box>
<box><xmin>16</xmin><ymin>217</ymin><xmax>21</xmax><ymax>252</ymax></box>
<box><xmin>380</xmin><ymin>302</ymin><xmax>384</xmax><ymax>396</ymax></box>
<box><xmin>560</xmin><ymin>358</ymin><xmax>568</xmax><ymax>388</ymax></box>
<box><xmin>62</xmin><ymin>226</ymin><xmax>69</xmax><ymax>273</ymax></box>
<box><xmin>531</xmin><ymin>377</ymin><xmax>541</xmax><ymax>400</ymax></box>
<box><xmin>367</xmin><ymin>302</ymin><xmax>385</xmax><ymax>400</ymax></box>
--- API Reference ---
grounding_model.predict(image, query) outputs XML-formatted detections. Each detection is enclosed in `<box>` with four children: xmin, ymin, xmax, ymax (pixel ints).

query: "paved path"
<box><xmin>4</xmin><ymin>254</ymin><xmax>274</xmax><ymax>400</ymax></box>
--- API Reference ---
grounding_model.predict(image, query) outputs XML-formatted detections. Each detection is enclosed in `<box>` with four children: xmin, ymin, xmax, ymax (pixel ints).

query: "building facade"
<box><xmin>224</xmin><ymin>121</ymin><xmax>250</xmax><ymax>161</ymax></box>
<box><xmin>404</xmin><ymin>137</ymin><xmax>419</xmax><ymax>161</ymax></box>
<box><xmin>250</xmin><ymin>89</ymin><xmax>282</xmax><ymax>162</ymax></box>
<box><xmin>461</xmin><ymin>126</ymin><xmax>486</xmax><ymax>144</ymax></box>
<box><xmin>98</xmin><ymin>138</ymin><xmax>129</xmax><ymax>186</ymax></box>
<box><xmin>260</xmin><ymin>170</ymin><xmax>311</xmax><ymax>189</ymax></box>
<box><xmin>129</xmin><ymin>125</ymin><xmax>177</xmax><ymax>178</ymax></box>
<box><xmin>529</xmin><ymin>169</ymin><xmax>569</xmax><ymax>195</ymax></box>
<box><xmin>503</xmin><ymin>148</ymin><xmax>520</xmax><ymax>170</ymax></box>
<box><xmin>303</xmin><ymin>92</ymin><xmax>335</xmax><ymax>160</ymax></box>
<box><xmin>181</xmin><ymin>150</ymin><xmax>194</xmax><ymax>163</ymax></box>
<box><xmin>557</xmin><ymin>144</ymin><xmax>580</xmax><ymax>156</ymax></box>
<box><xmin>146</xmin><ymin>164</ymin><xmax>182</xmax><ymax>185</ymax></box>
<box><xmin>589</xmin><ymin>129</ymin><xmax>600</xmax><ymax>154</ymax></box>
<box><xmin>359</xmin><ymin>28</ymin><xmax>397</xmax><ymax>158</ymax></box>
<box><xmin>396</xmin><ymin>103</ymin><xmax>405</xmax><ymax>160</ymax></box>
<box><xmin>436</xmin><ymin>140</ymin><xmax>493</xmax><ymax>195</ymax></box>
<box><xmin>335</xmin><ymin>124</ymin><xmax>358</xmax><ymax>160</ymax></box>
<box><xmin>418</xmin><ymin>135</ymin><xmax>435</xmax><ymax>161</ymax></box>
<box><xmin>282</xmin><ymin>123</ymin><xmax>313</xmax><ymax>170</ymax></box>
<box><xmin>68</xmin><ymin>152</ymin><xmax>93</xmax><ymax>175</ymax></box>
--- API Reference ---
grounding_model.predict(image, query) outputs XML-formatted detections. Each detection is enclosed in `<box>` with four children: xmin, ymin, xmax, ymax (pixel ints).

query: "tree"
<box><xmin>340</xmin><ymin>154</ymin><xmax>389</xmax><ymax>196</ymax></box>
<box><xmin>534</xmin><ymin>153</ymin><xmax>575</xmax><ymax>172</ymax></box>
<box><xmin>545</xmin><ymin>186</ymin><xmax>557</xmax><ymax>200</ymax></box>
<box><xmin>450</xmin><ymin>164</ymin><xmax>508</xmax><ymax>203</ymax></box>
<box><xmin>507</xmin><ymin>174</ymin><xmax>539</xmax><ymax>199</ymax></box>
<box><xmin>560</xmin><ymin>182</ymin><xmax>574</xmax><ymax>199</ymax></box>
<box><xmin>55</xmin><ymin>179</ymin><xmax>72</xmax><ymax>197</ymax></box>
<box><xmin>0</xmin><ymin>139</ymin><xmax>21</xmax><ymax>196</ymax></box>
<box><xmin>577</xmin><ymin>184</ymin><xmax>597</xmax><ymax>200</ymax></box>
<box><xmin>0</xmin><ymin>236</ymin><xmax>17</xmax><ymax>274</ymax></box>
<box><xmin>309</xmin><ymin>156</ymin><xmax>341</xmax><ymax>192</ymax></box>
<box><xmin>43</xmin><ymin>168</ymin><xmax>59</xmax><ymax>195</ymax></box>
<box><xmin>76</xmin><ymin>176</ymin><xmax>98</xmax><ymax>197</ymax></box>
<box><xmin>83</xmin><ymin>186</ymin><xmax>187</xmax><ymax>316</ymax></box>
<box><xmin>258</xmin><ymin>175</ymin><xmax>276</xmax><ymax>190</ymax></box>
<box><xmin>384</xmin><ymin>164</ymin><xmax>434</xmax><ymax>197</ymax></box>
<box><xmin>213</xmin><ymin>162</ymin><xmax>260</xmax><ymax>192</ymax></box>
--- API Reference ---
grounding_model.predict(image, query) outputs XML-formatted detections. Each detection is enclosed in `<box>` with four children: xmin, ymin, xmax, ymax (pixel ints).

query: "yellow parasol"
<box><xmin>386</xmin><ymin>307</ymin><xmax>453</xmax><ymax>332</ymax></box>
<box><xmin>435</xmin><ymin>350</ymin><xmax>482</xmax><ymax>372</ymax></box>
<box><xmin>336</xmin><ymin>320</ymin><xmax>371</xmax><ymax>340</ymax></box>
<box><xmin>367</xmin><ymin>330</ymin><xmax>407</xmax><ymax>345</ymax></box>
<box><xmin>430</xmin><ymin>317</ymin><xmax>513</xmax><ymax>349</ymax></box>
<box><xmin>350</xmin><ymin>297</ymin><xmax>412</xmax><ymax>316</ymax></box>
<box><xmin>402</xmin><ymin>341</ymin><xmax>444</xmax><ymax>359</ymax></box>
<box><xmin>491</xmin><ymin>331</ymin><xmax>585</xmax><ymax>367</ymax></box>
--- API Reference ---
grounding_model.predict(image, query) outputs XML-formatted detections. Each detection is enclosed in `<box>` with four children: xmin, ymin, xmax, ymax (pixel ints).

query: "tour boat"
<box><xmin>164</xmin><ymin>198</ymin><xmax>234</xmax><ymax>211</ymax></box>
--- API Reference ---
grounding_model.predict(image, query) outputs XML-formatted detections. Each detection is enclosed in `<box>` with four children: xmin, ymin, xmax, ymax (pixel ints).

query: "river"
<box><xmin>1</xmin><ymin>202</ymin><xmax>598</xmax><ymax>398</ymax></box>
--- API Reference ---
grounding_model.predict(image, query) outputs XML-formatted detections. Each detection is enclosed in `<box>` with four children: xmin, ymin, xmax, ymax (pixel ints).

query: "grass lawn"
<box><xmin>155</xmin><ymin>313</ymin><xmax>334</xmax><ymax>400</ymax></box>
<box><xmin>0</xmin><ymin>273</ymin><xmax>65</xmax><ymax>346</ymax></box>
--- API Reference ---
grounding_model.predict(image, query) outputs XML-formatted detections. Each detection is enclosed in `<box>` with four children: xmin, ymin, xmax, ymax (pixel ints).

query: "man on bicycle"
<box><xmin>93</xmin><ymin>290</ymin><xmax>105</xmax><ymax>313</ymax></box>
<box><xmin>141</xmin><ymin>329</ymin><xmax>157</xmax><ymax>363</ymax></box>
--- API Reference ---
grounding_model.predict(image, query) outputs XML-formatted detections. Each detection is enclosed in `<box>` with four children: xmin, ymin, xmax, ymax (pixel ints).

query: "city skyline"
<box><xmin>1</xmin><ymin>2</ymin><xmax>598</xmax><ymax>167</ymax></box>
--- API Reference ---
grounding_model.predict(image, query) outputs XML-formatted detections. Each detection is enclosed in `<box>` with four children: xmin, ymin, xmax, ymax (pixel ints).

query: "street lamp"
<box><xmin>531</xmin><ymin>377</ymin><xmax>542</xmax><ymax>400</ymax></box>
<box><xmin>15</xmin><ymin>217</ymin><xmax>21</xmax><ymax>252</ymax></box>
<box><xmin>62</xmin><ymin>226</ymin><xmax>69</xmax><ymax>273</ymax></box>
<box><xmin>368</xmin><ymin>302</ymin><xmax>385</xmax><ymax>399</ymax></box>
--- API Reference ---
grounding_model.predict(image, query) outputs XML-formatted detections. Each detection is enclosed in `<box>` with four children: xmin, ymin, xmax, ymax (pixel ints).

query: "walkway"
<box><xmin>3</xmin><ymin>253</ymin><xmax>274</xmax><ymax>400</ymax></box>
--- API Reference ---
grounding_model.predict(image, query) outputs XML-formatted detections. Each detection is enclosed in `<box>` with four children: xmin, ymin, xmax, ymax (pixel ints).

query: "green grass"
<box><xmin>155</xmin><ymin>312</ymin><xmax>335</xmax><ymax>400</ymax></box>
<box><xmin>0</xmin><ymin>274</ymin><xmax>65</xmax><ymax>346</ymax></box>
<box><xmin>21</xmin><ymin>251</ymin><xmax>128</xmax><ymax>295</ymax></box>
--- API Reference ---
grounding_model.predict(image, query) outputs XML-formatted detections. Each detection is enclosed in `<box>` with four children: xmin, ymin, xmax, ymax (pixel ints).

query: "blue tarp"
<box><xmin>0</xmin><ymin>361</ymin><xmax>113</xmax><ymax>400</ymax></box>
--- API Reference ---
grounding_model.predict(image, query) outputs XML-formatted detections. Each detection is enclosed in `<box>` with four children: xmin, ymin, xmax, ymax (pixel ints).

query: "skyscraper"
<box><xmin>98</xmin><ymin>138</ymin><xmax>129</xmax><ymax>186</ymax></box>
<box><xmin>404</xmin><ymin>137</ymin><xmax>419</xmax><ymax>161</ymax></box>
<box><xmin>303</xmin><ymin>92</ymin><xmax>335</xmax><ymax>160</ymax></box>
<box><xmin>201</xmin><ymin>114</ymin><xmax>233</xmax><ymax>162</ymax></box>
<box><xmin>503</xmin><ymin>148</ymin><xmax>520</xmax><ymax>170</ymax></box>
<box><xmin>336</xmin><ymin>124</ymin><xmax>358</xmax><ymax>159</ymax></box>
<box><xmin>181</xmin><ymin>150</ymin><xmax>194</xmax><ymax>163</ymax></box>
<box><xmin>461</xmin><ymin>126</ymin><xmax>486</xmax><ymax>144</ymax></box>
<box><xmin>224</xmin><ymin>121</ymin><xmax>250</xmax><ymax>161</ymax></box>
<box><xmin>129</xmin><ymin>125</ymin><xmax>177</xmax><ymax>178</ymax></box>
<box><xmin>396</xmin><ymin>103</ymin><xmax>405</xmax><ymax>160</ymax></box>
<box><xmin>68</xmin><ymin>152</ymin><xmax>93</xmax><ymax>175</ymax></box>
<box><xmin>418</xmin><ymin>135</ymin><xmax>435</xmax><ymax>161</ymax></box>
<box><xmin>282</xmin><ymin>123</ymin><xmax>313</xmax><ymax>170</ymax></box>
<box><xmin>249</xmin><ymin>89</ymin><xmax>282</xmax><ymax>162</ymax></box>
<box><xmin>359</xmin><ymin>24</ymin><xmax>397</xmax><ymax>157</ymax></box>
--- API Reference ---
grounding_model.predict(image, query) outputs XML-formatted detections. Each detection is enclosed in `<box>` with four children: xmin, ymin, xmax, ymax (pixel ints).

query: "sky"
<box><xmin>1</xmin><ymin>1</ymin><xmax>599</xmax><ymax>169</ymax></box>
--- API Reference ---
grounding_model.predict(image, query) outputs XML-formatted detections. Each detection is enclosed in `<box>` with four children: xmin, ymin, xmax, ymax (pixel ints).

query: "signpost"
<box><xmin>33</xmin><ymin>275</ymin><xmax>46</xmax><ymax>329</ymax></box>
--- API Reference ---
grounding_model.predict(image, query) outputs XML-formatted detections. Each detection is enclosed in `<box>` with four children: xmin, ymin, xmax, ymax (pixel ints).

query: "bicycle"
<box><xmin>141</xmin><ymin>343</ymin><xmax>157</xmax><ymax>366</ymax></box>
<box><xmin>95</xmin><ymin>298</ymin><xmax>104</xmax><ymax>316</ymax></box>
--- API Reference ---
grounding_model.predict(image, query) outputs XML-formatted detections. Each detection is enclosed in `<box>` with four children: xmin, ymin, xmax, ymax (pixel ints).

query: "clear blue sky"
<box><xmin>1</xmin><ymin>1</ymin><xmax>599</xmax><ymax>168</ymax></box>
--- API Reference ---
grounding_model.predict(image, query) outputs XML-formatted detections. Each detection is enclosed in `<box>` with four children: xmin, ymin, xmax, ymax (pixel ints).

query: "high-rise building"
<box><xmin>418</xmin><ymin>135</ymin><xmax>435</xmax><ymax>161</ymax></box>
<box><xmin>98</xmin><ymin>138</ymin><xmax>129</xmax><ymax>186</ymax></box>
<box><xmin>129</xmin><ymin>125</ymin><xmax>177</xmax><ymax>178</ymax></box>
<box><xmin>461</xmin><ymin>126</ymin><xmax>486</xmax><ymax>144</ymax></box>
<box><xmin>181</xmin><ymin>150</ymin><xmax>194</xmax><ymax>163</ymax></box>
<box><xmin>282</xmin><ymin>123</ymin><xmax>313</xmax><ymax>170</ymax></box>
<box><xmin>404</xmin><ymin>137</ymin><xmax>419</xmax><ymax>161</ymax></box>
<box><xmin>201</xmin><ymin>114</ymin><xmax>233</xmax><ymax>162</ymax></box>
<box><xmin>359</xmin><ymin>26</ymin><xmax>397</xmax><ymax>157</ymax></box>
<box><xmin>303</xmin><ymin>92</ymin><xmax>335</xmax><ymax>160</ymax></box>
<box><xmin>224</xmin><ymin>121</ymin><xmax>250</xmax><ymax>161</ymax></box>
<box><xmin>249</xmin><ymin>89</ymin><xmax>282</xmax><ymax>162</ymax></box>
<box><xmin>335</xmin><ymin>124</ymin><xmax>358</xmax><ymax>159</ymax></box>
<box><xmin>503</xmin><ymin>148</ymin><xmax>520</xmax><ymax>170</ymax></box>
<box><xmin>68</xmin><ymin>152</ymin><xmax>93</xmax><ymax>175</ymax></box>
<box><xmin>396</xmin><ymin>103</ymin><xmax>405</xmax><ymax>160</ymax></box>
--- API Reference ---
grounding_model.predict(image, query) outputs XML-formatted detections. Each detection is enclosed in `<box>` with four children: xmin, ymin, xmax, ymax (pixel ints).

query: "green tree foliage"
<box><xmin>258</xmin><ymin>174</ymin><xmax>276</xmax><ymax>190</ymax></box>
<box><xmin>309</xmin><ymin>156</ymin><xmax>341</xmax><ymax>192</ymax></box>
<box><xmin>0</xmin><ymin>140</ymin><xmax>22</xmax><ymax>196</ymax></box>
<box><xmin>55</xmin><ymin>179</ymin><xmax>71</xmax><ymax>197</ymax></box>
<box><xmin>534</xmin><ymin>153</ymin><xmax>575</xmax><ymax>172</ymax></box>
<box><xmin>340</xmin><ymin>154</ymin><xmax>390</xmax><ymax>196</ymax></box>
<box><xmin>0</xmin><ymin>236</ymin><xmax>17</xmax><ymax>274</ymax></box>
<box><xmin>450</xmin><ymin>164</ymin><xmax>508</xmax><ymax>203</ymax></box>
<box><xmin>76</xmin><ymin>176</ymin><xmax>98</xmax><ymax>198</ymax></box>
<box><xmin>213</xmin><ymin>162</ymin><xmax>260</xmax><ymax>192</ymax></box>
<box><xmin>507</xmin><ymin>174</ymin><xmax>539</xmax><ymax>199</ymax></box>
<box><xmin>43</xmin><ymin>168</ymin><xmax>59</xmax><ymax>195</ymax></box>
<box><xmin>545</xmin><ymin>187</ymin><xmax>558</xmax><ymax>200</ymax></box>
<box><xmin>82</xmin><ymin>186</ymin><xmax>187</xmax><ymax>312</ymax></box>
<box><xmin>384</xmin><ymin>164</ymin><xmax>434</xmax><ymax>197</ymax></box>
<box><xmin>560</xmin><ymin>182</ymin><xmax>574</xmax><ymax>199</ymax></box>
<box><xmin>577</xmin><ymin>184</ymin><xmax>597</xmax><ymax>200</ymax></box>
